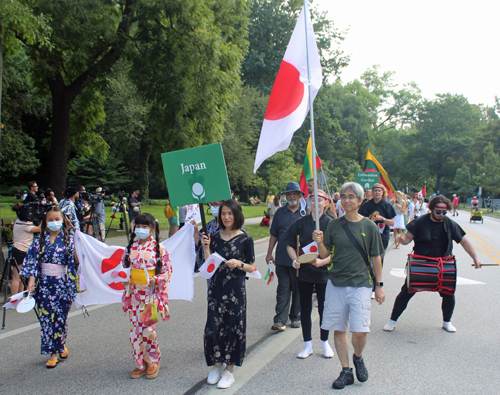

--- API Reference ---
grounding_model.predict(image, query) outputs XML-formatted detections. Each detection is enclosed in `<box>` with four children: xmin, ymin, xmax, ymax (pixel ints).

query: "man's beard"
<box><xmin>288</xmin><ymin>199</ymin><xmax>298</xmax><ymax>206</ymax></box>
<box><xmin>431</xmin><ymin>212</ymin><xmax>444</xmax><ymax>222</ymax></box>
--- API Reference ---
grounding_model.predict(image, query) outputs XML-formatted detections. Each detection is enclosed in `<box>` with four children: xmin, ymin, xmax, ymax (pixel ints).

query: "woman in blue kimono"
<box><xmin>21</xmin><ymin>206</ymin><xmax>77</xmax><ymax>368</ymax></box>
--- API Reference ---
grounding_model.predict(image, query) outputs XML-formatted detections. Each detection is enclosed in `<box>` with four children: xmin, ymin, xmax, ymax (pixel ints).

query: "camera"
<box><xmin>24</xmin><ymin>201</ymin><xmax>54</xmax><ymax>224</ymax></box>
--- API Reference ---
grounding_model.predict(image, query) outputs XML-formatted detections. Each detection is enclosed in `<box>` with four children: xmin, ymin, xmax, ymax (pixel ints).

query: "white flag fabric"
<box><xmin>185</xmin><ymin>204</ymin><xmax>201</xmax><ymax>224</ymax></box>
<box><xmin>74</xmin><ymin>223</ymin><xmax>196</xmax><ymax>308</ymax></box>
<box><xmin>246</xmin><ymin>267</ymin><xmax>262</xmax><ymax>279</ymax></box>
<box><xmin>3</xmin><ymin>291</ymin><xmax>26</xmax><ymax>309</ymax></box>
<box><xmin>198</xmin><ymin>252</ymin><xmax>225</xmax><ymax>279</ymax></box>
<box><xmin>301</xmin><ymin>241</ymin><xmax>318</xmax><ymax>255</ymax></box>
<box><xmin>253</xmin><ymin>5</ymin><xmax>322</xmax><ymax>173</ymax></box>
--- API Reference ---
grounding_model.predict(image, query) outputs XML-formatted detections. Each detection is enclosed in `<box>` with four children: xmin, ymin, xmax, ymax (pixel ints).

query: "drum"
<box><xmin>406</xmin><ymin>254</ymin><xmax>457</xmax><ymax>295</ymax></box>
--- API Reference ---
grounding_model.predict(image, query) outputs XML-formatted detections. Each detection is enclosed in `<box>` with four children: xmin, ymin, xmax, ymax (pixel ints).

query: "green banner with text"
<box><xmin>161</xmin><ymin>143</ymin><xmax>231</xmax><ymax>207</ymax></box>
<box><xmin>355</xmin><ymin>171</ymin><xmax>380</xmax><ymax>190</ymax></box>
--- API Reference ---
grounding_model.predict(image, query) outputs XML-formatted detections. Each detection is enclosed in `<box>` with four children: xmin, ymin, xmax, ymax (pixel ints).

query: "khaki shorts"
<box><xmin>321</xmin><ymin>280</ymin><xmax>372</xmax><ymax>333</ymax></box>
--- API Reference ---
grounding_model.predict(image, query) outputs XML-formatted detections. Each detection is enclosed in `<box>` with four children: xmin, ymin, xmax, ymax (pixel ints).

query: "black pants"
<box><xmin>390</xmin><ymin>282</ymin><xmax>455</xmax><ymax>322</ymax></box>
<box><xmin>298</xmin><ymin>281</ymin><xmax>329</xmax><ymax>342</ymax></box>
<box><xmin>11</xmin><ymin>247</ymin><xmax>27</xmax><ymax>269</ymax></box>
<box><xmin>274</xmin><ymin>265</ymin><xmax>300</xmax><ymax>325</ymax></box>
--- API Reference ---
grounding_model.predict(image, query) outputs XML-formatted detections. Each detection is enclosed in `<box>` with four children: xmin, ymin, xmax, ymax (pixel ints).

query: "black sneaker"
<box><xmin>352</xmin><ymin>354</ymin><xmax>369</xmax><ymax>382</ymax></box>
<box><xmin>332</xmin><ymin>369</ymin><xmax>354</xmax><ymax>389</ymax></box>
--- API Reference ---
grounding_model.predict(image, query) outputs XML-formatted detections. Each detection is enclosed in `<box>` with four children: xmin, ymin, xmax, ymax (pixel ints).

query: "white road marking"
<box><xmin>390</xmin><ymin>268</ymin><xmax>485</xmax><ymax>285</ymax></box>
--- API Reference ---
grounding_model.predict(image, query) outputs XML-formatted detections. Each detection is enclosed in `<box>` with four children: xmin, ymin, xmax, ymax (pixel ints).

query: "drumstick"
<box><xmin>296</xmin><ymin>235</ymin><xmax>300</xmax><ymax>277</ymax></box>
<box><xmin>471</xmin><ymin>263</ymin><xmax>498</xmax><ymax>266</ymax></box>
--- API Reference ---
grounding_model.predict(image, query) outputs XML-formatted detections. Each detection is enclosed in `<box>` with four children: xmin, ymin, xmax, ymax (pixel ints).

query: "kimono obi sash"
<box><xmin>41</xmin><ymin>263</ymin><xmax>67</xmax><ymax>277</ymax></box>
<box><xmin>130</xmin><ymin>268</ymin><xmax>156</xmax><ymax>284</ymax></box>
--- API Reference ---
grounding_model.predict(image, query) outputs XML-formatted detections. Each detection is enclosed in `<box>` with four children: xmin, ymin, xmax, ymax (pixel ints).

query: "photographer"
<box><xmin>59</xmin><ymin>187</ymin><xmax>80</xmax><ymax>232</ymax></box>
<box><xmin>24</xmin><ymin>181</ymin><xmax>39</xmax><ymax>203</ymax></box>
<box><xmin>128</xmin><ymin>188</ymin><xmax>141</xmax><ymax>232</ymax></box>
<box><xmin>95</xmin><ymin>187</ymin><xmax>106</xmax><ymax>240</ymax></box>
<box><xmin>10</xmin><ymin>203</ymin><xmax>41</xmax><ymax>295</ymax></box>
<box><xmin>76</xmin><ymin>185</ymin><xmax>90</xmax><ymax>225</ymax></box>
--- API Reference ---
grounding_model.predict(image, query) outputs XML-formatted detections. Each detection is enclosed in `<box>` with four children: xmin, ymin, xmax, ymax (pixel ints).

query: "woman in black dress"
<box><xmin>201</xmin><ymin>199</ymin><xmax>255</xmax><ymax>389</ymax></box>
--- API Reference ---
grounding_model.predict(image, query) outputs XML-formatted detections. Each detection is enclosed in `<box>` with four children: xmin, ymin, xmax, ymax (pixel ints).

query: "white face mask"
<box><xmin>135</xmin><ymin>228</ymin><xmax>151</xmax><ymax>240</ymax></box>
<box><xmin>210</xmin><ymin>206</ymin><xmax>220</xmax><ymax>217</ymax></box>
<box><xmin>47</xmin><ymin>221</ymin><xmax>63</xmax><ymax>231</ymax></box>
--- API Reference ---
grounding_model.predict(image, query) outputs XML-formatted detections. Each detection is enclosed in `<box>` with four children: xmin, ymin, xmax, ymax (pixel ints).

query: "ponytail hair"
<box><xmin>154</xmin><ymin>219</ymin><xmax>162</xmax><ymax>275</ymax></box>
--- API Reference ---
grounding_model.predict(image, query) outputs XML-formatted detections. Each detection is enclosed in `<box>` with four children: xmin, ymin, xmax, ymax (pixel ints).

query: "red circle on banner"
<box><xmin>118</xmin><ymin>271</ymin><xmax>128</xmax><ymax>279</ymax></box>
<box><xmin>207</xmin><ymin>263</ymin><xmax>216</xmax><ymax>273</ymax></box>
<box><xmin>101</xmin><ymin>249</ymin><xmax>126</xmax><ymax>290</ymax></box>
<box><xmin>310</xmin><ymin>246</ymin><xmax>318</xmax><ymax>253</ymax></box>
<box><xmin>264</xmin><ymin>61</ymin><xmax>304</xmax><ymax>120</ymax></box>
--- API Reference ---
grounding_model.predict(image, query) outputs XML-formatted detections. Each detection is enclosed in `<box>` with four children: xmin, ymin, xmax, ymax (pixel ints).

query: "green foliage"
<box><xmin>476</xmin><ymin>144</ymin><xmax>500</xmax><ymax>199</ymax></box>
<box><xmin>453</xmin><ymin>164</ymin><xmax>475</xmax><ymax>199</ymax></box>
<box><xmin>242</xmin><ymin>0</ymin><xmax>349</xmax><ymax>92</ymax></box>
<box><xmin>254</xmin><ymin>149</ymin><xmax>301</xmax><ymax>196</ymax></box>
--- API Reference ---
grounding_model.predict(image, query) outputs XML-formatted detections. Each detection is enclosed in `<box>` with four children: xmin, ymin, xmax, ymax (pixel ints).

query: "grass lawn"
<box><xmin>460</xmin><ymin>205</ymin><xmax>500</xmax><ymax>219</ymax></box>
<box><xmin>1</xmin><ymin>201</ymin><xmax>269</xmax><ymax>240</ymax></box>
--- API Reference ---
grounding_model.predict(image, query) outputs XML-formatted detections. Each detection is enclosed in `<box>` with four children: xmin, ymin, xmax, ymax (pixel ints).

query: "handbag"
<box><xmin>139</xmin><ymin>295</ymin><xmax>159</xmax><ymax>326</ymax></box>
<box><xmin>339</xmin><ymin>218</ymin><xmax>376</xmax><ymax>291</ymax></box>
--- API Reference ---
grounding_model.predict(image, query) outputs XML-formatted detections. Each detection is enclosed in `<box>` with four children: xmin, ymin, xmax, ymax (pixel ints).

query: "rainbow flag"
<box><xmin>299</xmin><ymin>136</ymin><xmax>322</xmax><ymax>197</ymax></box>
<box><xmin>364</xmin><ymin>149</ymin><xmax>398</xmax><ymax>194</ymax></box>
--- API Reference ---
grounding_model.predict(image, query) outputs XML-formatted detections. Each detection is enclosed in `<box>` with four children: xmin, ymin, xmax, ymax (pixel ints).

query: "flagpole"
<box><xmin>303</xmin><ymin>0</ymin><xmax>319</xmax><ymax>231</ymax></box>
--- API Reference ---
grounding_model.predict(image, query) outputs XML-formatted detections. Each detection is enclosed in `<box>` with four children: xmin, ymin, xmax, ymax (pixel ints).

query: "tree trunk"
<box><xmin>47</xmin><ymin>78</ymin><xmax>76</xmax><ymax>199</ymax></box>
<box><xmin>139</xmin><ymin>137</ymin><xmax>152</xmax><ymax>202</ymax></box>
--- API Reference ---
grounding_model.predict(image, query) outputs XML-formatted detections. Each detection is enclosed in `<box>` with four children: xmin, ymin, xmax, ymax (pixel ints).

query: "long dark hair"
<box><xmin>218</xmin><ymin>199</ymin><xmax>245</xmax><ymax>230</ymax></box>
<box><xmin>38</xmin><ymin>206</ymin><xmax>73</xmax><ymax>263</ymax></box>
<box><xmin>123</xmin><ymin>213</ymin><xmax>162</xmax><ymax>275</ymax></box>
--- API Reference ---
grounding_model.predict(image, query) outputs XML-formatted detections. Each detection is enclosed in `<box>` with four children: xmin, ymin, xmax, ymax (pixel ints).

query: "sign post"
<box><xmin>161</xmin><ymin>143</ymin><xmax>232</xmax><ymax>234</ymax></box>
<box><xmin>355</xmin><ymin>171</ymin><xmax>380</xmax><ymax>190</ymax></box>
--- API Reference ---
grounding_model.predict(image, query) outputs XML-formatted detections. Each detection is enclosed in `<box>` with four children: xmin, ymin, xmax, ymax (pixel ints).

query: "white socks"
<box><xmin>443</xmin><ymin>321</ymin><xmax>456</xmax><ymax>332</ymax></box>
<box><xmin>322</xmin><ymin>340</ymin><xmax>334</xmax><ymax>358</ymax></box>
<box><xmin>383</xmin><ymin>319</ymin><xmax>397</xmax><ymax>331</ymax></box>
<box><xmin>297</xmin><ymin>340</ymin><xmax>313</xmax><ymax>359</ymax></box>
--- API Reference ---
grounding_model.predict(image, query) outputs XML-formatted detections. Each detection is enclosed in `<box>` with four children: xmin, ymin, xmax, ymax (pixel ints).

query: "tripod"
<box><xmin>1</xmin><ymin>239</ymin><xmax>40</xmax><ymax>329</ymax></box>
<box><xmin>105</xmin><ymin>199</ymin><xmax>129</xmax><ymax>243</ymax></box>
<box><xmin>83</xmin><ymin>204</ymin><xmax>103</xmax><ymax>242</ymax></box>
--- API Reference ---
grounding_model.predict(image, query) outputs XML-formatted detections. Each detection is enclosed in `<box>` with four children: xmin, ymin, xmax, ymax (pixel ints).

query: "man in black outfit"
<box><xmin>383</xmin><ymin>196</ymin><xmax>482</xmax><ymax>333</ymax></box>
<box><xmin>24</xmin><ymin>181</ymin><xmax>39</xmax><ymax>203</ymax></box>
<box><xmin>358</xmin><ymin>183</ymin><xmax>395</xmax><ymax>255</ymax></box>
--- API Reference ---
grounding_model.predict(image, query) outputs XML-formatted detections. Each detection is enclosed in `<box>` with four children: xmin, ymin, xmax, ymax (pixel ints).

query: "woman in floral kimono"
<box><xmin>21</xmin><ymin>206</ymin><xmax>77</xmax><ymax>368</ymax></box>
<box><xmin>121</xmin><ymin>213</ymin><xmax>172</xmax><ymax>380</ymax></box>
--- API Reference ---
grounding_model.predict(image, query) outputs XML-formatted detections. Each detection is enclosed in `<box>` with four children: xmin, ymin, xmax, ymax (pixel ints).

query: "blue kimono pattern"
<box><xmin>20</xmin><ymin>230</ymin><xmax>77</xmax><ymax>355</ymax></box>
<box><xmin>59</xmin><ymin>199</ymin><xmax>80</xmax><ymax>232</ymax></box>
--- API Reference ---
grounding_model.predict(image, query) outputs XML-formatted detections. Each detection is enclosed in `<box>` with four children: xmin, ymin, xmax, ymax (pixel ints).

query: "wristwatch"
<box><xmin>375</xmin><ymin>282</ymin><xmax>384</xmax><ymax>287</ymax></box>
<box><xmin>240</xmin><ymin>262</ymin><xmax>245</xmax><ymax>270</ymax></box>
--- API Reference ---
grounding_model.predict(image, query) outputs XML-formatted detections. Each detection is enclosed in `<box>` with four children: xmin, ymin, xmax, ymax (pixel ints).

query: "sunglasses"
<box><xmin>435</xmin><ymin>209</ymin><xmax>447</xmax><ymax>215</ymax></box>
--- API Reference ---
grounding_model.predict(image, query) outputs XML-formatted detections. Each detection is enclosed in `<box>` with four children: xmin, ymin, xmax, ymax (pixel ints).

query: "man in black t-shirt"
<box><xmin>358</xmin><ymin>183</ymin><xmax>395</xmax><ymax>254</ymax></box>
<box><xmin>24</xmin><ymin>181</ymin><xmax>39</xmax><ymax>203</ymax></box>
<box><xmin>383</xmin><ymin>196</ymin><xmax>482</xmax><ymax>333</ymax></box>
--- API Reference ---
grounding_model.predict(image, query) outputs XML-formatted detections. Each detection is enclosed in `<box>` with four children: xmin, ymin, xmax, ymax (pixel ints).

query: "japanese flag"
<box><xmin>198</xmin><ymin>253</ymin><xmax>226</xmax><ymax>279</ymax></box>
<box><xmin>246</xmin><ymin>266</ymin><xmax>262</xmax><ymax>279</ymax></box>
<box><xmin>301</xmin><ymin>241</ymin><xmax>318</xmax><ymax>255</ymax></box>
<box><xmin>3</xmin><ymin>291</ymin><xmax>26</xmax><ymax>309</ymax></box>
<box><xmin>253</xmin><ymin>5</ymin><xmax>322</xmax><ymax>173</ymax></box>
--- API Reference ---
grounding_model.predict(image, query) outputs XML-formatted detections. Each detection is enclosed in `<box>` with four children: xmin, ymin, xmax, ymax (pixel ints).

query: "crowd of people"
<box><xmin>6</xmin><ymin>178</ymin><xmax>484</xmax><ymax>390</ymax></box>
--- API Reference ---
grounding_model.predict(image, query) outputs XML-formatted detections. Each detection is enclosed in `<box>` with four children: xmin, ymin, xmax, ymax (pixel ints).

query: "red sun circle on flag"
<box><xmin>207</xmin><ymin>260</ymin><xmax>216</xmax><ymax>273</ymax></box>
<box><xmin>102</xmin><ymin>249</ymin><xmax>126</xmax><ymax>290</ymax></box>
<box><xmin>378</xmin><ymin>223</ymin><xmax>384</xmax><ymax>229</ymax></box>
<box><xmin>264</xmin><ymin>61</ymin><xmax>304</xmax><ymax>121</ymax></box>
<box><xmin>310</xmin><ymin>245</ymin><xmax>318</xmax><ymax>253</ymax></box>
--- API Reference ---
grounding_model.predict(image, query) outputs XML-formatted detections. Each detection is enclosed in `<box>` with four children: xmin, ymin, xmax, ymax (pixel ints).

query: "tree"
<box><xmin>453</xmin><ymin>164</ymin><xmax>475</xmax><ymax>200</ymax></box>
<box><xmin>476</xmin><ymin>144</ymin><xmax>500</xmax><ymax>199</ymax></box>
<box><xmin>242</xmin><ymin>0</ymin><xmax>349</xmax><ymax>92</ymax></box>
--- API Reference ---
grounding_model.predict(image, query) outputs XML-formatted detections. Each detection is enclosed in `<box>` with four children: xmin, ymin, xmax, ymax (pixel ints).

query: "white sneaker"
<box><xmin>207</xmin><ymin>363</ymin><xmax>226</xmax><ymax>385</ymax></box>
<box><xmin>217</xmin><ymin>369</ymin><xmax>235</xmax><ymax>389</ymax></box>
<box><xmin>383</xmin><ymin>320</ymin><xmax>397</xmax><ymax>332</ymax></box>
<box><xmin>443</xmin><ymin>321</ymin><xmax>456</xmax><ymax>332</ymax></box>
<box><xmin>297</xmin><ymin>341</ymin><xmax>313</xmax><ymax>359</ymax></box>
<box><xmin>322</xmin><ymin>341</ymin><xmax>334</xmax><ymax>358</ymax></box>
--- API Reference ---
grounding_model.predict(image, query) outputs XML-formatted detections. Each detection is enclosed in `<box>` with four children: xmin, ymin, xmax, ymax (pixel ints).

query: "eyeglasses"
<box><xmin>435</xmin><ymin>209</ymin><xmax>447</xmax><ymax>215</ymax></box>
<box><xmin>340</xmin><ymin>194</ymin><xmax>357</xmax><ymax>201</ymax></box>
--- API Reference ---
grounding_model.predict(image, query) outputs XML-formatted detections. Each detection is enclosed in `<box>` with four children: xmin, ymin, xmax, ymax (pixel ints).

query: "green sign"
<box><xmin>161</xmin><ymin>143</ymin><xmax>231</xmax><ymax>207</ymax></box>
<box><xmin>355</xmin><ymin>171</ymin><xmax>380</xmax><ymax>190</ymax></box>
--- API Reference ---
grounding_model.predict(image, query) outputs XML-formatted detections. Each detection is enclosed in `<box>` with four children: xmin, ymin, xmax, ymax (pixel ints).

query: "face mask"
<box><xmin>135</xmin><ymin>228</ymin><xmax>151</xmax><ymax>239</ymax></box>
<box><xmin>47</xmin><ymin>221</ymin><xmax>63</xmax><ymax>231</ymax></box>
<box><xmin>210</xmin><ymin>206</ymin><xmax>220</xmax><ymax>217</ymax></box>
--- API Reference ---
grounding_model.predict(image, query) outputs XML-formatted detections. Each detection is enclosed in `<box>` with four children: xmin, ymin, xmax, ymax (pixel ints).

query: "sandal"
<box><xmin>130</xmin><ymin>366</ymin><xmax>148</xmax><ymax>379</ymax></box>
<box><xmin>46</xmin><ymin>359</ymin><xmax>59</xmax><ymax>369</ymax></box>
<box><xmin>146</xmin><ymin>363</ymin><xmax>160</xmax><ymax>379</ymax></box>
<box><xmin>59</xmin><ymin>347</ymin><xmax>68</xmax><ymax>359</ymax></box>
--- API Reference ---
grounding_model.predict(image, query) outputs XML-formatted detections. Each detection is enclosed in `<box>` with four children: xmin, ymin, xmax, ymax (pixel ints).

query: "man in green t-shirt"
<box><xmin>313</xmin><ymin>182</ymin><xmax>385</xmax><ymax>390</ymax></box>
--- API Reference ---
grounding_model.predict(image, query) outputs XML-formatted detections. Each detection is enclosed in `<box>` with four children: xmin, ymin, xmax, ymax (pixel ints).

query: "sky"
<box><xmin>315</xmin><ymin>0</ymin><xmax>499</xmax><ymax>107</ymax></box>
